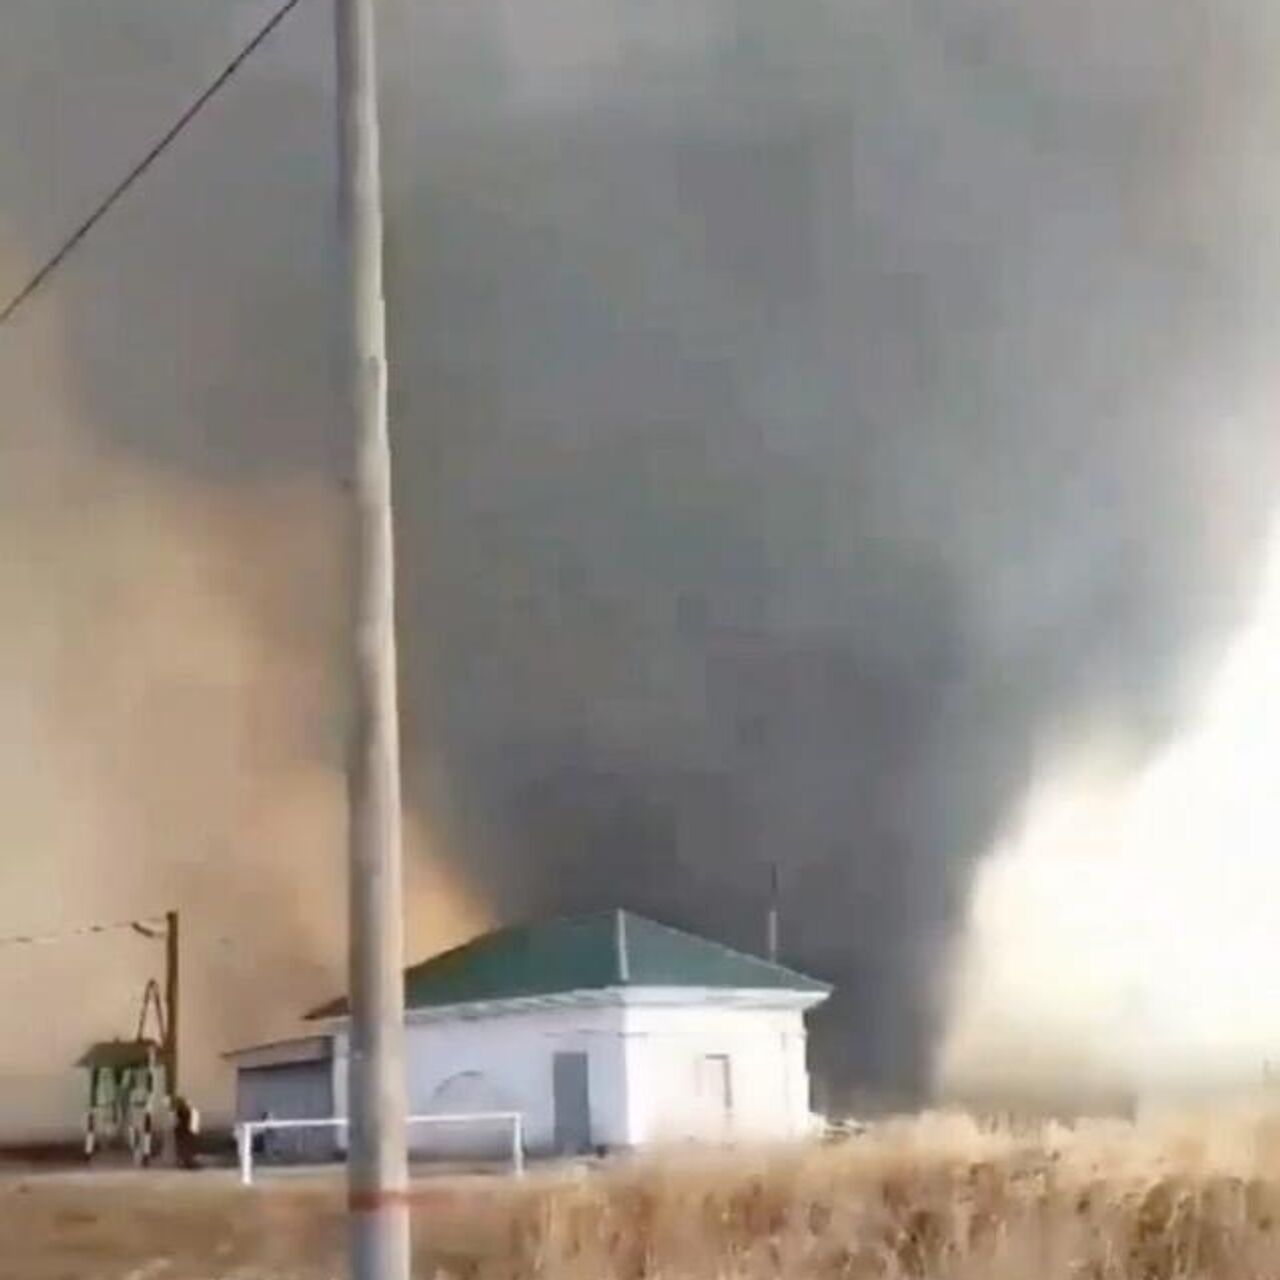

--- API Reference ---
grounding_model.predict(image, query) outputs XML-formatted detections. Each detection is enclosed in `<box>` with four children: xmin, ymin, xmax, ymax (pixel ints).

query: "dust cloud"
<box><xmin>940</xmin><ymin>511</ymin><xmax>1280</xmax><ymax>1112</ymax></box>
<box><xmin>5</xmin><ymin>0</ymin><xmax>1280</xmax><ymax>1124</ymax></box>
<box><xmin>373</xmin><ymin>0</ymin><xmax>1280</xmax><ymax>1101</ymax></box>
<box><xmin>0</xmin><ymin>290</ymin><xmax>484</xmax><ymax>1138</ymax></box>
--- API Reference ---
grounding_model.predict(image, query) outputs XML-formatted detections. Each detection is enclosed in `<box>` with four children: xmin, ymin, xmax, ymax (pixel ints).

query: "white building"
<box><xmin>228</xmin><ymin>910</ymin><xmax>830</xmax><ymax>1157</ymax></box>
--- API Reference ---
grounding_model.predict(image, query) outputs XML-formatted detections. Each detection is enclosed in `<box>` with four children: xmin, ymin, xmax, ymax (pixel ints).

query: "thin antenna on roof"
<box><xmin>615</xmin><ymin>910</ymin><xmax>630</xmax><ymax>982</ymax></box>
<box><xmin>767</xmin><ymin>865</ymin><xmax>780</xmax><ymax>963</ymax></box>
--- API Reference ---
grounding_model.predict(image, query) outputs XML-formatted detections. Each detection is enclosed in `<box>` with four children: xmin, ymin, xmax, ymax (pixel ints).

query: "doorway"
<box><xmin>552</xmin><ymin>1051</ymin><xmax>592</xmax><ymax>1155</ymax></box>
<box><xmin>696</xmin><ymin>1053</ymin><xmax>733</xmax><ymax>1137</ymax></box>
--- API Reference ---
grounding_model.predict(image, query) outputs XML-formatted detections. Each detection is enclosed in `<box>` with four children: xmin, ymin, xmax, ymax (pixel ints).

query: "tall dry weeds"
<box><xmin>8</xmin><ymin>1109</ymin><xmax>1280</xmax><ymax>1279</ymax></box>
<box><xmin>417</xmin><ymin>1109</ymin><xmax>1280</xmax><ymax>1280</ymax></box>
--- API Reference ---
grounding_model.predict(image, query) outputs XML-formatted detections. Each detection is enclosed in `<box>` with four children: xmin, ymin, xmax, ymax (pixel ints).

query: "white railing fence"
<box><xmin>235</xmin><ymin>1111</ymin><xmax>525</xmax><ymax>1186</ymax></box>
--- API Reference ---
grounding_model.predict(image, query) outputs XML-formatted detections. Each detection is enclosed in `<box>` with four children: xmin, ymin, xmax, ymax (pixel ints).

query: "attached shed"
<box><xmin>308</xmin><ymin>910</ymin><xmax>831</xmax><ymax>1157</ymax></box>
<box><xmin>224</xmin><ymin>1035</ymin><xmax>338</xmax><ymax>1163</ymax></box>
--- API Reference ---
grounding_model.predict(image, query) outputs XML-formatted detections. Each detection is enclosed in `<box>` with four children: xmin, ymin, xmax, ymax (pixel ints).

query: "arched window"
<box><xmin>429</xmin><ymin>1070</ymin><xmax>510</xmax><ymax>1113</ymax></box>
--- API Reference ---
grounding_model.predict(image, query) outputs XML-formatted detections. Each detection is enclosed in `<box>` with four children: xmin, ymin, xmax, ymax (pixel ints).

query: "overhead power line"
<box><xmin>0</xmin><ymin>0</ymin><xmax>306</xmax><ymax>330</ymax></box>
<box><xmin>0</xmin><ymin>913</ymin><xmax>167</xmax><ymax>950</ymax></box>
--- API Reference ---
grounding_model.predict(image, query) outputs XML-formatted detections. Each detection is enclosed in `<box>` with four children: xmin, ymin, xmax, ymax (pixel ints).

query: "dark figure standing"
<box><xmin>173</xmin><ymin>1096</ymin><xmax>199</xmax><ymax>1169</ymax></box>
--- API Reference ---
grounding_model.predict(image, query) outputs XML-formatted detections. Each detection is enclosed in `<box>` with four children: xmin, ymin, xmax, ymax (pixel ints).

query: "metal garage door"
<box><xmin>237</xmin><ymin>1061</ymin><xmax>335</xmax><ymax>1163</ymax></box>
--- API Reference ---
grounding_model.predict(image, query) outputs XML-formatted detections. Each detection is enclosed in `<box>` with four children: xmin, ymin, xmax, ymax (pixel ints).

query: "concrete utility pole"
<box><xmin>335</xmin><ymin>0</ymin><xmax>411</xmax><ymax>1276</ymax></box>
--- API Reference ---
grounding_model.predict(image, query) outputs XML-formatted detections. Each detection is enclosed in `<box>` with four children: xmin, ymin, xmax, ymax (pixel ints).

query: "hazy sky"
<box><xmin>3</xmin><ymin>0</ymin><xmax>1280</xmax><ymax>1122</ymax></box>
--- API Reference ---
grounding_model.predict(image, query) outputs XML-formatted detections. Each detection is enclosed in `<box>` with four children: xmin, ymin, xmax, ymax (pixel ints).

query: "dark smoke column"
<box><xmin>336</xmin><ymin>0</ymin><xmax>411</xmax><ymax>1276</ymax></box>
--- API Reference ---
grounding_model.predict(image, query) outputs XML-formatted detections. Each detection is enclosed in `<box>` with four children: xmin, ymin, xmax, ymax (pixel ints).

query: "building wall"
<box><xmin>619</xmin><ymin>1001</ymin><xmax>812</xmax><ymax>1145</ymax></box>
<box><xmin>331</xmin><ymin>994</ymin><xmax>815</xmax><ymax>1155</ymax></box>
<box><xmin>334</xmin><ymin>1003</ymin><xmax>629</xmax><ymax>1156</ymax></box>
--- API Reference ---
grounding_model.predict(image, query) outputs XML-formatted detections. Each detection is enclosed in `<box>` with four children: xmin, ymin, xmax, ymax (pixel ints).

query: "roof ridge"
<box><xmin>401</xmin><ymin>920</ymin><xmax>514</xmax><ymax>972</ymax></box>
<box><xmin>403</xmin><ymin>908</ymin><xmax>614</xmax><ymax>971</ymax></box>
<box><xmin>629</xmin><ymin>912</ymin><xmax>830</xmax><ymax>987</ymax></box>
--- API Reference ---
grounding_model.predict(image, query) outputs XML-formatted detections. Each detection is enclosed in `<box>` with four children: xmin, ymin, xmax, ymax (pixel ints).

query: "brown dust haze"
<box><xmin>0</xmin><ymin>277</ymin><xmax>484</xmax><ymax>1136</ymax></box>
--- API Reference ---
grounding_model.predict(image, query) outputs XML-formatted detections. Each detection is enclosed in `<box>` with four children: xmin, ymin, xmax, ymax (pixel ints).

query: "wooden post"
<box><xmin>164</xmin><ymin>909</ymin><xmax>179</xmax><ymax>1100</ymax></box>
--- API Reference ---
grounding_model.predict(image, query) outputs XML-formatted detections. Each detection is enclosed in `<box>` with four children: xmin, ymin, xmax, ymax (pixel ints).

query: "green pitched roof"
<box><xmin>308</xmin><ymin>910</ymin><xmax>829</xmax><ymax>1019</ymax></box>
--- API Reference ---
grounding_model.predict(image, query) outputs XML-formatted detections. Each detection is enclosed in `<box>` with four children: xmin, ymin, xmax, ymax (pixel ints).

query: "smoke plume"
<box><xmin>4</xmin><ymin>0</ymin><xmax>1280</xmax><ymax>1129</ymax></box>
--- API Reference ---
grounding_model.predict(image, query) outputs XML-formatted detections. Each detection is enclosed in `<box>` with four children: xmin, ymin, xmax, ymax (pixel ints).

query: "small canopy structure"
<box><xmin>77</xmin><ymin>1038</ymin><xmax>161</xmax><ymax>1072</ymax></box>
<box><xmin>78</xmin><ymin>1037</ymin><xmax>164</xmax><ymax>1163</ymax></box>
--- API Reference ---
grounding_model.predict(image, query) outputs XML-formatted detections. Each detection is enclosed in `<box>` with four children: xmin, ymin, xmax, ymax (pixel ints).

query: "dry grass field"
<box><xmin>7</xmin><ymin>1107</ymin><xmax>1280</xmax><ymax>1279</ymax></box>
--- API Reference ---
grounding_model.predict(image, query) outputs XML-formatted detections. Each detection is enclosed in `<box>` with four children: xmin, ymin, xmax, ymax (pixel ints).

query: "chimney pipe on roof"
<box><xmin>767</xmin><ymin>865</ymin><xmax>780</xmax><ymax>963</ymax></box>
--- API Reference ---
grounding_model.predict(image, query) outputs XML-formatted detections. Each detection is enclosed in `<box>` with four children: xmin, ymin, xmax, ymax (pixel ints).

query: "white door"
<box><xmin>695</xmin><ymin>1054</ymin><xmax>732</xmax><ymax>1139</ymax></box>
